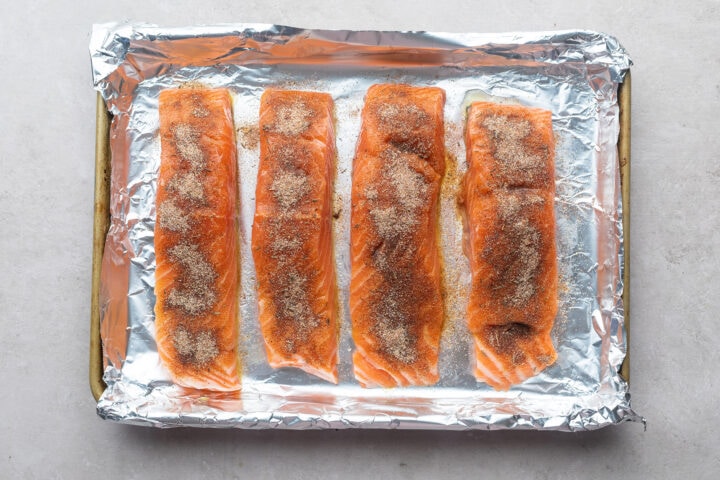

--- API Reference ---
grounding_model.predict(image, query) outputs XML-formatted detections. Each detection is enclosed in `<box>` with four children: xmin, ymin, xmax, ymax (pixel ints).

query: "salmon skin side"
<box><xmin>252</xmin><ymin>89</ymin><xmax>339</xmax><ymax>384</ymax></box>
<box><xmin>461</xmin><ymin>102</ymin><xmax>558</xmax><ymax>391</ymax></box>
<box><xmin>350</xmin><ymin>84</ymin><xmax>446</xmax><ymax>388</ymax></box>
<box><xmin>155</xmin><ymin>88</ymin><xmax>241</xmax><ymax>392</ymax></box>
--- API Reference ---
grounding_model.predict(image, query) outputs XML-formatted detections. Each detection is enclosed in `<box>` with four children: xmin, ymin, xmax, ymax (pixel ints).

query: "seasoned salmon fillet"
<box><xmin>155</xmin><ymin>88</ymin><xmax>241</xmax><ymax>391</ymax></box>
<box><xmin>461</xmin><ymin>102</ymin><xmax>558</xmax><ymax>391</ymax></box>
<box><xmin>350</xmin><ymin>84</ymin><xmax>446</xmax><ymax>388</ymax></box>
<box><xmin>252</xmin><ymin>90</ymin><xmax>339</xmax><ymax>383</ymax></box>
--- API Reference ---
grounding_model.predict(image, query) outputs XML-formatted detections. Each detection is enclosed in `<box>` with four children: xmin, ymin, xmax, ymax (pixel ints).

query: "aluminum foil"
<box><xmin>90</xmin><ymin>23</ymin><xmax>642</xmax><ymax>430</ymax></box>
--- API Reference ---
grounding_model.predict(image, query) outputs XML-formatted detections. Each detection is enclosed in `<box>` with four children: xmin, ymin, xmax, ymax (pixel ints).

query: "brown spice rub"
<box><xmin>173</xmin><ymin>326</ymin><xmax>220</xmax><ymax>367</ymax></box>
<box><xmin>264</xmin><ymin>99</ymin><xmax>313</xmax><ymax>136</ymax></box>
<box><xmin>467</xmin><ymin>110</ymin><xmax>554</xmax><ymax>193</ymax></box>
<box><xmin>164</xmin><ymin>243</ymin><xmax>218</xmax><ymax>316</ymax></box>
<box><xmin>269</xmin><ymin>169</ymin><xmax>312</xmax><ymax>210</ymax></box>
<box><xmin>467</xmin><ymin>186</ymin><xmax>556</xmax><ymax>330</ymax></box>
<box><xmin>258</xmin><ymin>215</ymin><xmax>325</xmax><ymax>355</ymax></box>
<box><xmin>363</xmin><ymin>86</ymin><xmax>445</xmax><ymax>171</ymax></box>
<box><xmin>362</xmin><ymin>148</ymin><xmax>438</xmax><ymax>365</ymax></box>
<box><xmin>159</xmin><ymin>117</ymin><xmax>219</xmax><ymax>320</ymax></box>
<box><xmin>157</xmin><ymin>199</ymin><xmax>190</xmax><ymax>233</ymax></box>
<box><xmin>258</xmin><ymin>139</ymin><xmax>320</xmax><ymax>351</ymax></box>
<box><xmin>484</xmin><ymin>191</ymin><xmax>546</xmax><ymax>308</ymax></box>
<box><xmin>366</xmin><ymin>266</ymin><xmax>440</xmax><ymax>366</ymax></box>
<box><xmin>376</xmin><ymin>102</ymin><xmax>432</xmax><ymax>158</ymax></box>
<box><xmin>168</xmin><ymin>172</ymin><xmax>206</xmax><ymax>203</ymax></box>
<box><xmin>237</xmin><ymin>124</ymin><xmax>260</xmax><ymax>150</ymax></box>
<box><xmin>271</xmin><ymin>267</ymin><xmax>324</xmax><ymax>355</ymax></box>
<box><xmin>172</xmin><ymin>123</ymin><xmax>205</xmax><ymax>169</ymax></box>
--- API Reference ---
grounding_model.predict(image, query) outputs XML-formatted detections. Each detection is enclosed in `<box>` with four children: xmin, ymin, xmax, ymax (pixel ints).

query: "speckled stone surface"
<box><xmin>1</xmin><ymin>1</ymin><xmax>718</xmax><ymax>478</ymax></box>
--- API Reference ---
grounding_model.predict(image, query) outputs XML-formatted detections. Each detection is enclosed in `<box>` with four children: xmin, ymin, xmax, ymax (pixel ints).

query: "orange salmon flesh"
<box><xmin>252</xmin><ymin>89</ymin><xmax>339</xmax><ymax>383</ymax></box>
<box><xmin>350</xmin><ymin>84</ymin><xmax>446</xmax><ymax>388</ymax></box>
<box><xmin>155</xmin><ymin>88</ymin><xmax>241</xmax><ymax>391</ymax></box>
<box><xmin>461</xmin><ymin>102</ymin><xmax>558</xmax><ymax>391</ymax></box>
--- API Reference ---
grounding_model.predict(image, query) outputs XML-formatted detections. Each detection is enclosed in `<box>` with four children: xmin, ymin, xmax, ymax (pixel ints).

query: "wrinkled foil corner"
<box><xmin>91</xmin><ymin>23</ymin><xmax>641</xmax><ymax>431</ymax></box>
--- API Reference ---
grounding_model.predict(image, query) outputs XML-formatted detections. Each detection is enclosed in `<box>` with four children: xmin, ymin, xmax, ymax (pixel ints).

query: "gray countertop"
<box><xmin>1</xmin><ymin>1</ymin><xmax>718</xmax><ymax>478</ymax></box>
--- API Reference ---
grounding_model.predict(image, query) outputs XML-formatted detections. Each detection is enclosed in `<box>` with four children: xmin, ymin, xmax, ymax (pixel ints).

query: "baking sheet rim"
<box><xmin>89</xmin><ymin>74</ymin><xmax>632</xmax><ymax>406</ymax></box>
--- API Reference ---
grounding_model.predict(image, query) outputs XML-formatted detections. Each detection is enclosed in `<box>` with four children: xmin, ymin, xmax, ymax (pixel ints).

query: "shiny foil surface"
<box><xmin>90</xmin><ymin>23</ymin><xmax>642</xmax><ymax>430</ymax></box>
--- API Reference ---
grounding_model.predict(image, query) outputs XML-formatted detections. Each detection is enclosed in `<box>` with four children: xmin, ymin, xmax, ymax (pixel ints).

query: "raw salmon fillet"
<box><xmin>252</xmin><ymin>90</ymin><xmax>339</xmax><ymax>383</ymax></box>
<box><xmin>155</xmin><ymin>88</ymin><xmax>241</xmax><ymax>391</ymax></box>
<box><xmin>461</xmin><ymin>102</ymin><xmax>558</xmax><ymax>391</ymax></box>
<box><xmin>350</xmin><ymin>84</ymin><xmax>446</xmax><ymax>388</ymax></box>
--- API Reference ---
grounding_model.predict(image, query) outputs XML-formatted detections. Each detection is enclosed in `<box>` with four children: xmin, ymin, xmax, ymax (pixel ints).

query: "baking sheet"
<box><xmin>90</xmin><ymin>23</ymin><xmax>642</xmax><ymax>430</ymax></box>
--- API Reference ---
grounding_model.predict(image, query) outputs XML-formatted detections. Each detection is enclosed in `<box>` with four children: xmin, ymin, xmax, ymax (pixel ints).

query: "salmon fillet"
<box><xmin>252</xmin><ymin>89</ymin><xmax>339</xmax><ymax>383</ymax></box>
<box><xmin>155</xmin><ymin>88</ymin><xmax>241</xmax><ymax>391</ymax></box>
<box><xmin>350</xmin><ymin>84</ymin><xmax>446</xmax><ymax>388</ymax></box>
<box><xmin>461</xmin><ymin>102</ymin><xmax>558</xmax><ymax>391</ymax></box>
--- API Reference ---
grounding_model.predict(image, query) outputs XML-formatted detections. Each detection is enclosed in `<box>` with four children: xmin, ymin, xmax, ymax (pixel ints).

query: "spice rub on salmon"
<box><xmin>155</xmin><ymin>88</ymin><xmax>241</xmax><ymax>391</ymax></box>
<box><xmin>461</xmin><ymin>102</ymin><xmax>558</xmax><ymax>391</ymax></box>
<box><xmin>350</xmin><ymin>84</ymin><xmax>446</xmax><ymax>388</ymax></box>
<box><xmin>252</xmin><ymin>90</ymin><xmax>339</xmax><ymax>383</ymax></box>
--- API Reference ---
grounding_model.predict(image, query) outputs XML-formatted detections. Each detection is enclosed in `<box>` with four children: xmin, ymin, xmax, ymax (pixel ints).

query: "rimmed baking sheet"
<box><xmin>89</xmin><ymin>25</ymin><xmax>639</xmax><ymax>430</ymax></box>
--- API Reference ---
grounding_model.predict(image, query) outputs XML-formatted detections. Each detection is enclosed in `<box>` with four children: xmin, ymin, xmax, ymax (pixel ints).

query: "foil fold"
<box><xmin>90</xmin><ymin>22</ymin><xmax>642</xmax><ymax>430</ymax></box>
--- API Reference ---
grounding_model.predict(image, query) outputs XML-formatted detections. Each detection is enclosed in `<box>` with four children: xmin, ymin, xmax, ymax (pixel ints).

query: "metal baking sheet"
<box><xmin>89</xmin><ymin>23</ymin><xmax>642</xmax><ymax>430</ymax></box>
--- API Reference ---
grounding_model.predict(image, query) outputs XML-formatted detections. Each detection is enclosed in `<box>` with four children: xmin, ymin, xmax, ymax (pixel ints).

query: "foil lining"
<box><xmin>90</xmin><ymin>23</ymin><xmax>642</xmax><ymax>430</ymax></box>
